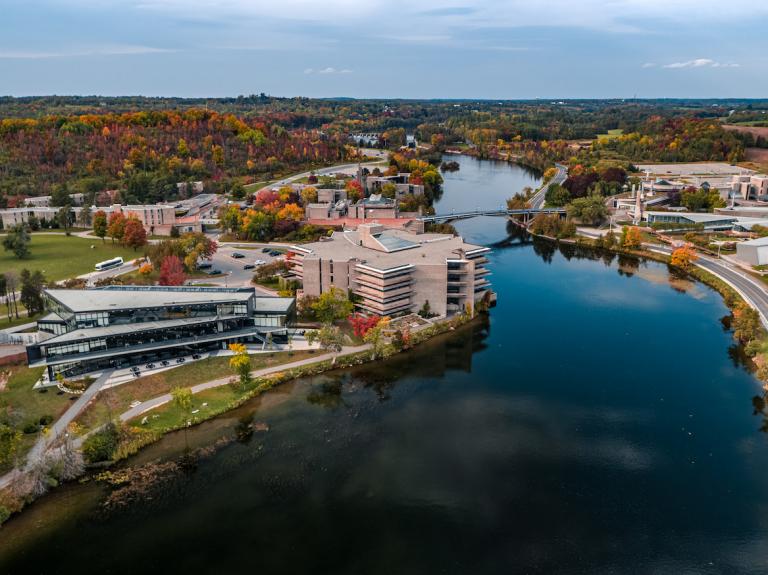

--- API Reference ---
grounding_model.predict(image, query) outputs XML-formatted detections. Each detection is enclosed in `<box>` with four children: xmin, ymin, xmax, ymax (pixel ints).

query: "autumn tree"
<box><xmin>300</xmin><ymin>186</ymin><xmax>318</xmax><ymax>205</ymax></box>
<box><xmin>732</xmin><ymin>303</ymin><xmax>762</xmax><ymax>345</ymax></box>
<box><xmin>670</xmin><ymin>245</ymin><xmax>698</xmax><ymax>270</ymax></box>
<box><xmin>363</xmin><ymin>316</ymin><xmax>390</xmax><ymax>359</ymax></box>
<box><xmin>348</xmin><ymin>313</ymin><xmax>381</xmax><ymax>338</ymax></box>
<box><xmin>317</xmin><ymin>324</ymin><xmax>344</xmax><ymax>353</ymax></box>
<box><xmin>620</xmin><ymin>226</ymin><xmax>642</xmax><ymax>250</ymax></box>
<box><xmin>158</xmin><ymin>255</ymin><xmax>187</xmax><ymax>286</ymax></box>
<box><xmin>277</xmin><ymin>203</ymin><xmax>304</xmax><ymax>222</ymax></box>
<box><xmin>228</xmin><ymin>343</ymin><xmax>251</xmax><ymax>388</ymax></box>
<box><xmin>345</xmin><ymin>180</ymin><xmax>363</xmax><ymax>202</ymax></box>
<box><xmin>107</xmin><ymin>212</ymin><xmax>127</xmax><ymax>243</ymax></box>
<box><xmin>93</xmin><ymin>210</ymin><xmax>108</xmax><ymax>243</ymax></box>
<box><xmin>123</xmin><ymin>216</ymin><xmax>147</xmax><ymax>251</ymax></box>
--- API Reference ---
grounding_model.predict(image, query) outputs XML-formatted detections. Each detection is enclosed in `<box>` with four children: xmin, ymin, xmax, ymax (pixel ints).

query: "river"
<box><xmin>2</xmin><ymin>159</ymin><xmax>768</xmax><ymax>574</ymax></box>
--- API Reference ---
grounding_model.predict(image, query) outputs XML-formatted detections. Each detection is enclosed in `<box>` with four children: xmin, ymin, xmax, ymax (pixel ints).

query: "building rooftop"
<box><xmin>293</xmin><ymin>229</ymin><xmax>488</xmax><ymax>271</ymax></box>
<box><xmin>45</xmin><ymin>286</ymin><xmax>255</xmax><ymax>313</ymax></box>
<box><xmin>740</xmin><ymin>236</ymin><xmax>768</xmax><ymax>247</ymax></box>
<box><xmin>646</xmin><ymin>211</ymin><xmax>737</xmax><ymax>223</ymax></box>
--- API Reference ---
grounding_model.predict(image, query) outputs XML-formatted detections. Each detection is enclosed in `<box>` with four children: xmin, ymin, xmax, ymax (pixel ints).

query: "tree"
<box><xmin>138</xmin><ymin>262</ymin><xmax>153</xmax><ymax>277</ymax></box>
<box><xmin>57</xmin><ymin>205</ymin><xmax>73</xmax><ymax>232</ymax></box>
<box><xmin>418</xmin><ymin>300</ymin><xmax>436</xmax><ymax>319</ymax></box>
<box><xmin>312</xmin><ymin>287</ymin><xmax>354</xmax><ymax>324</ymax></box>
<box><xmin>348</xmin><ymin>313</ymin><xmax>381</xmax><ymax>338</ymax></box>
<box><xmin>732</xmin><ymin>303</ymin><xmax>762</xmax><ymax>344</ymax></box>
<box><xmin>345</xmin><ymin>180</ymin><xmax>363</xmax><ymax>202</ymax></box>
<box><xmin>159</xmin><ymin>255</ymin><xmax>186</xmax><ymax>286</ymax></box>
<box><xmin>620</xmin><ymin>226</ymin><xmax>642</xmax><ymax>250</ymax></box>
<box><xmin>544</xmin><ymin>183</ymin><xmax>571</xmax><ymax>207</ymax></box>
<box><xmin>0</xmin><ymin>424</ymin><xmax>22</xmax><ymax>467</ymax></box>
<box><xmin>219</xmin><ymin>205</ymin><xmax>243</xmax><ymax>235</ymax></box>
<box><xmin>93</xmin><ymin>210</ymin><xmax>108</xmax><ymax>243</ymax></box>
<box><xmin>566</xmin><ymin>195</ymin><xmax>607</xmax><ymax>225</ymax></box>
<box><xmin>300</xmin><ymin>186</ymin><xmax>318</xmax><ymax>205</ymax></box>
<box><xmin>19</xmin><ymin>269</ymin><xmax>45</xmax><ymax>316</ymax></box>
<box><xmin>228</xmin><ymin>343</ymin><xmax>251</xmax><ymax>388</ymax></box>
<box><xmin>3</xmin><ymin>225</ymin><xmax>30</xmax><ymax>259</ymax></box>
<box><xmin>123</xmin><ymin>216</ymin><xmax>147</xmax><ymax>251</ymax></box>
<box><xmin>77</xmin><ymin>205</ymin><xmax>92</xmax><ymax>228</ymax></box>
<box><xmin>171</xmin><ymin>386</ymin><xmax>194</xmax><ymax>449</ymax></box>
<box><xmin>363</xmin><ymin>316</ymin><xmax>390</xmax><ymax>358</ymax></box>
<box><xmin>277</xmin><ymin>203</ymin><xmax>304</xmax><ymax>222</ymax></box>
<box><xmin>230</xmin><ymin>181</ymin><xmax>246</xmax><ymax>200</ymax></box>
<box><xmin>670</xmin><ymin>245</ymin><xmax>698</xmax><ymax>270</ymax></box>
<box><xmin>317</xmin><ymin>324</ymin><xmax>344</xmax><ymax>353</ymax></box>
<box><xmin>107</xmin><ymin>212</ymin><xmax>126</xmax><ymax>243</ymax></box>
<box><xmin>4</xmin><ymin>272</ymin><xmax>20</xmax><ymax>319</ymax></box>
<box><xmin>50</xmin><ymin>183</ymin><xmax>72</xmax><ymax>208</ymax></box>
<box><xmin>507</xmin><ymin>193</ymin><xmax>529</xmax><ymax>210</ymax></box>
<box><xmin>380</xmin><ymin>182</ymin><xmax>398</xmax><ymax>199</ymax></box>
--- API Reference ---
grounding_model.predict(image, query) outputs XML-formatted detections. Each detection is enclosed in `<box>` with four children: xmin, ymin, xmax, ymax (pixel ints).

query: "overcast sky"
<box><xmin>1</xmin><ymin>0</ymin><xmax>766</xmax><ymax>98</ymax></box>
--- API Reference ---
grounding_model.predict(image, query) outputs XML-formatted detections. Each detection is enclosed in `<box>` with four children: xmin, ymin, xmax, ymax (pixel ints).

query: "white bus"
<box><xmin>94</xmin><ymin>257</ymin><xmax>124</xmax><ymax>271</ymax></box>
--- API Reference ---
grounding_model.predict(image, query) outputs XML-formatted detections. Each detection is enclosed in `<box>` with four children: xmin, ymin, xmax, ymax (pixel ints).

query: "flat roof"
<box><xmin>45</xmin><ymin>286</ymin><xmax>254</xmax><ymax>313</ymax></box>
<box><xmin>646</xmin><ymin>211</ymin><xmax>737</xmax><ymax>223</ymax></box>
<box><xmin>740</xmin><ymin>236</ymin><xmax>768</xmax><ymax>247</ymax></box>
<box><xmin>40</xmin><ymin>315</ymin><xmax>236</xmax><ymax>345</ymax></box>
<box><xmin>292</xmin><ymin>229</ymin><xmax>487</xmax><ymax>271</ymax></box>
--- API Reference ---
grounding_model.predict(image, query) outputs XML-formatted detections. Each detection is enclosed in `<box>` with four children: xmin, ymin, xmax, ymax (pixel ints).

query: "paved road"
<box><xmin>530</xmin><ymin>163</ymin><xmax>567</xmax><ymax>209</ymax></box>
<box><xmin>648</xmin><ymin>244</ymin><xmax>768</xmax><ymax>328</ymax></box>
<box><xmin>259</xmin><ymin>150</ymin><xmax>388</xmax><ymax>192</ymax></box>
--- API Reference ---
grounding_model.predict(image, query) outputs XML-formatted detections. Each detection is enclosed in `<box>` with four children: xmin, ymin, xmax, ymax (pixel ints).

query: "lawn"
<box><xmin>0</xmin><ymin>365</ymin><xmax>75</xmax><ymax>471</ymax></box>
<box><xmin>597</xmin><ymin>129</ymin><xmax>624</xmax><ymax>141</ymax></box>
<box><xmin>0</xmin><ymin>235</ymin><xmax>145</xmax><ymax>282</ymax></box>
<box><xmin>0</xmin><ymin>301</ymin><xmax>40</xmax><ymax>329</ymax></box>
<box><xmin>75</xmin><ymin>350</ymin><xmax>316</xmax><ymax>431</ymax></box>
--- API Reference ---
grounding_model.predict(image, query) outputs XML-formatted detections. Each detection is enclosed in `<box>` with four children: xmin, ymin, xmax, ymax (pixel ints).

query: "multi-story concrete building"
<box><xmin>288</xmin><ymin>223</ymin><xmax>492</xmax><ymax>317</ymax></box>
<box><xmin>27</xmin><ymin>285</ymin><xmax>295</xmax><ymax>379</ymax></box>
<box><xmin>731</xmin><ymin>174</ymin><xmax>768</xmax><ymax>201</ymax></box>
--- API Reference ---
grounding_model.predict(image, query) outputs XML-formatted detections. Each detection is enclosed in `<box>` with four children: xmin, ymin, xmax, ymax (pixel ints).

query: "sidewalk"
<box><xmin>119</xmin><ymin>344</ymin><xmax>368</xmax><ymax>422</ymax></box>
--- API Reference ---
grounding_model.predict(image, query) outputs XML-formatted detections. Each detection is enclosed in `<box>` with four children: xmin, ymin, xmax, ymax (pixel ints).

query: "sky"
<box><xmin>1</xmin><ymin>0</ymin><xmax>767</xmax><ymax>99</ymax></box>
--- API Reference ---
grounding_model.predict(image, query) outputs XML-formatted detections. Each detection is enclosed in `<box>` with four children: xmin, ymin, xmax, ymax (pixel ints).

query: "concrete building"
<box><xmin>0</xmin><ymin>197</ymin><xmax>219</xmax><ymax>235</ymax></box>
<box><xmin>736</xmin><ymin>236</ymin><xmax>768</xmax><ymax>266</ymax></box>
<box><xmin>23</xmin><ymin>193</ymin><xmax>85</xmax><ymax>207</ymax></box>
<box><xmin>366</xmin><ymin>174</ymin><xmax>425</xmax><ymax>199</ymax></box>
<box><xmin>288</xmin><ymin>223</ymin><xmax>492</xmax><ymax>317</ymax></box>
<box><xmin>730</xmin><ymin>174</ymin><xmax>768</xmax><ymax>201</ymax></box>
<box><xmin>27</xmin><ymin>286</ymin><xmax>295</xmax><ymax>380</ymax></box>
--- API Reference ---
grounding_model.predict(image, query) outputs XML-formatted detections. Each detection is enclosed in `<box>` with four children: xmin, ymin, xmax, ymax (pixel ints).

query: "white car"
<box><xmin>254</xmin><ymin>259</ymin><xmax>267</xmax><ymax>266</ymax></box>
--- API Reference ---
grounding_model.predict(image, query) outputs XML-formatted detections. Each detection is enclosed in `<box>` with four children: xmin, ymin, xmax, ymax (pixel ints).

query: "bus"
<box><xmin>94</xmin><ymin>257</ymin><xmax>124</xmax><ymax>271</ymax></box>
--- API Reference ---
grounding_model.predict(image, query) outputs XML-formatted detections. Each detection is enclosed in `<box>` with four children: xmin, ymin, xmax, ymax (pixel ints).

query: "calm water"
<box><xmin>3</xmin><ymin>160</ymin><xmax>768</xmax><ymax>574</ymax></box>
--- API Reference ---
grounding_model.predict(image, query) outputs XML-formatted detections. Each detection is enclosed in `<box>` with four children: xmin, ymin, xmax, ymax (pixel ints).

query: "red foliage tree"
<box><xmin>254</xmin><ymin>190</ymin><xmax>281</xmax><ymax>207</ymax></box>
<box><xmin>123</xmin><ymin>216</ymin><xmax>147</xmax><ymax>250</ymax></box>
<box><xmin>107</xmin><ymin>212</ymin><xmax>127</xmax><ymax>242</ymax></box>
<box><xmin>158</xmin><ymin>255</ymin><xmax>187</xmax><ymax>286</ymax></box>
<box><xmin>348</xmin><ymin>313</ymin><xmax>381</xmax><ymax>338</ymax></box>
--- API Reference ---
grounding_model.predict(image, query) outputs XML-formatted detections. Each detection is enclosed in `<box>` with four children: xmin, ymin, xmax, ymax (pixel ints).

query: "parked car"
<box><xmin>145</xmin><ymin>363</ymin><xmax>155</xmax><ymax>369</ymax></box>
<box><xmin>231</xmin><ymin>252</ymin><xmax>245</xmax><ymax>259</ymax></box>
<box><xmin>207</xmin><ymin>269</ymin><xmax>223</xmax><ymax>275</ymax></box>
<box><xmin>197</xmin><ymin>262</ymin><xmax>212</xmax><ymax>270</ymax></box>
<box><xmin>254</xmin><ymin>259</ymin><xmax>266</xmax><ymax>266</ymax></box>
<box><xmin>161</xmin><ymin>360</ymin><xmax>170</xmax><ymax>366</ymax></box>
<box><xmin>243</xmin><ymin>264</ymin><xmax>255</xmax><ymax>270</ymax></box>
<box><xmin>268</xmin><ymin>250</ymin><xmax>281</xmax><ymax>257</ymax></box>
<box><xmin>261</xmin><ymin>247</ymin><xmax>271</xmax><ymax>253</ymax></box>
<box><xmin>176</xmin><ymin>357</ymin><xmax>186</xmax><ymax>364</ymax></box>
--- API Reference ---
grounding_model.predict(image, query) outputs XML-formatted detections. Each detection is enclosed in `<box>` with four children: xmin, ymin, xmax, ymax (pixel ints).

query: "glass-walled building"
<box><xmin>27</xmin><ymin>286</ymin><xmax>295</xmax><ymax>379</ymax></box>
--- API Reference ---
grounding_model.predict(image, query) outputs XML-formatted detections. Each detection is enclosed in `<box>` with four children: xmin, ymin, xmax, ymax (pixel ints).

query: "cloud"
<box><xmin>0</xmin><ymin>45</ymin><xmax>173</xmax><ymax>59</ymax></box>
<box><xmin>662</xmin><ymin>58</ymin><xmax>740</xmax><ymax>69</ymax></box>
<box><xmin>304</xmin><ymin>67</ymin><xmax>353</xmax><ymax>75</ymax></box>
<box><xmin>641</xmin><ymin>62</ymin><xmax>656</xmax><ymax>68</ymax></box>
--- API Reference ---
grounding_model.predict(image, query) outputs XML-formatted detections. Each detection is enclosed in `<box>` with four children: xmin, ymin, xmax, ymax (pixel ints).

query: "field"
<box><xmin>0</xmin><ymin>235</ymin><xmax>144</xmax><ymax>282</ymax></box>
<box><xmin>596</xmin><ymin>129</ymin><xmax>624</xmax><ymax>141</ymax></box>
<box><xmin>0</xmin><ymin>365</ymin><xmax>73</xmax><ymax>472</ymax></box>
<box><xmin>75</xmin><ymin>350</ymin><xmax>316</xmax><ymax>431</ymax></box>
<box><xmin>723</xmin><ymin>124</ymin><xmax>768</xmax><ymax>138</ymax></box>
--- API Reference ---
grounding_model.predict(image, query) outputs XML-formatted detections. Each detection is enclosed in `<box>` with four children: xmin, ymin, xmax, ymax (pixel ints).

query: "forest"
<box><xmin>1</xmin><ymin>97</ymin><xmax>767</xmax><ymax>209</ymax></box>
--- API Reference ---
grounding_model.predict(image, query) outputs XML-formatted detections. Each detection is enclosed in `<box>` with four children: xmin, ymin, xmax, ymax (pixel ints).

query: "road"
<box><xmin>648</xmin><ymin>244</ymin><xmax>768</xmax><ymax>329</ymax></box>
<box><xmin>530</xmin><ymin>163</ymin><xmax>567</xmax><ymax>209</ymax></box>
<box><xmin>259</xmin><ymin>149</ymin><xmax>388</xmax><ymax>191</ymax></box>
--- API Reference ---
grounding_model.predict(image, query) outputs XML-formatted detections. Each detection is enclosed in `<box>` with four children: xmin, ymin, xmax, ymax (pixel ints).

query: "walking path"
<box><xmin>119</xmin><ymin>345</ymin><xmax>368</xmax><ymax>422</ymax></box>
<box><xmin>0</xmin><ymin>369</ymin><xmax>113</xmax><ymax>489</ymax></box>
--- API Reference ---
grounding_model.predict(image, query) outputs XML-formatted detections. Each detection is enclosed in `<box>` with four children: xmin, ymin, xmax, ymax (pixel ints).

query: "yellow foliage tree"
<box><xmin>670</xmin><ymin>245</ymin><xmax>698</xmax><ymax>270</ymax></box>
<box><xmin>228</xmin><ymin>343</ymin><xmax>251</xmax><ymax>388</ymax></box>
<box><xmin>277</xmin><ymin>203</ymin><xmax>304</xmax><ymax>222</ymax></box>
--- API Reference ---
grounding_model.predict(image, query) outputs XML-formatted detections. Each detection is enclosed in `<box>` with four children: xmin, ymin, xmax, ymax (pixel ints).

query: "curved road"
<box><xmin>530</xmin><ymin>163</ymin><xmax>567</xmax><ymax>209</ymax></box>
<box><xmin>648</xmin><ymin>244</ymin><xmax>768</xmax><ymax>329</ymax></box>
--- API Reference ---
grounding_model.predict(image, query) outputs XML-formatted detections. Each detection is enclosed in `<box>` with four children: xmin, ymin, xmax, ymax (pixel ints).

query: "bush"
<box><xmin>0</xmin><ymin>505</ymin><xmax>10</xmax><ymax>526</ymax></box>
<box><xmin>82</xmin><ymin>423</ymin><xmax>120</xmax><ymax>463</ymax></box>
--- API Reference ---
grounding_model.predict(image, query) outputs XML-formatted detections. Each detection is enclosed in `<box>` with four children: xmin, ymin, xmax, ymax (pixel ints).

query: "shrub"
<box><xmin>82</xmin><ymin>423</ymin><xmax>120</xmax><ymax>463</ymax></box>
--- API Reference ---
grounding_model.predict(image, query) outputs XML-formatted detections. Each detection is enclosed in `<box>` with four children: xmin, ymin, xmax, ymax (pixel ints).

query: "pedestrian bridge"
<box><xmin>419</xmin><ymin>207</ymin><xmax>566</xmax><ymax>224</ymax></box>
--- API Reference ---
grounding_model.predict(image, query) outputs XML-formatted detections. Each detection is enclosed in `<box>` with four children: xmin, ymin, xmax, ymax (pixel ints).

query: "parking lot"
<box><xmin>190</xmin><ymin>243</ymin><xmax>286</xmax><ymax>288</ymax></box>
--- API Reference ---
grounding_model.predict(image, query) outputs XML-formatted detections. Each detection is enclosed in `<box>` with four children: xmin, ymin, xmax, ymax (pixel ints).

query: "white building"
<box><xmin>736</xmin><ymin>236</ymin><xmax>768</xmax><ymax>266</ymax></box>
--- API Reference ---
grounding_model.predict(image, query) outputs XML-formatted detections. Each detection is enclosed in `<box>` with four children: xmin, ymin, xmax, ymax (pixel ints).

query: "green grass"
<box><xmin>0</xmin><ymin>302</ymin><xmax>40</xmax><ymax>329</ymax></box>
<box><xmin>0</xmin><ymin>236</ymin><xmax>145</xmax><ymax>282</ymax></box>
<box><xmin>75</xmin><ymin>350</ymin><xmax>316</xmax><ymax>431</ymax></box>
<box><xmin>597</xmin><ymin>129</ymin><xmax>624</xmax><ymax>141</ymax></box>
<box><xmin>0</xmin><ymin>365</ymin><xmax>75</xmax><ymax>471</ymax></box>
